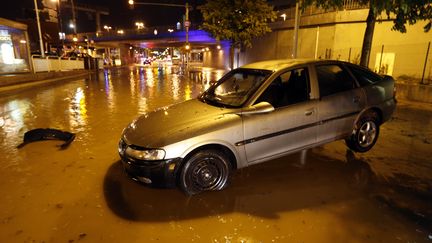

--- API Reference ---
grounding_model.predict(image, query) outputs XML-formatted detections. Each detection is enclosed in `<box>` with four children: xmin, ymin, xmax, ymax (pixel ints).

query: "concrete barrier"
<box><xmin>396</xmin><ymin>82</ymin><xmax>432</xmax><ymax>103</ymax></box>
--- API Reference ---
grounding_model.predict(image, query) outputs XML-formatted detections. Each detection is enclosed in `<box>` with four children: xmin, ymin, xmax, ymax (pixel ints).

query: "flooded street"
<box><xmin>0</xmin><ymin>66</ymin><xmax>431</xmax><ymax>242</ymax></box>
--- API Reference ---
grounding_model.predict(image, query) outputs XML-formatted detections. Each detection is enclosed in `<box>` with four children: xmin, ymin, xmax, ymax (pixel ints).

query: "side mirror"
<box><xmin>240</xmin><ymin>102</ymin><xmax>275</xmax><ymax>115</ymax></box>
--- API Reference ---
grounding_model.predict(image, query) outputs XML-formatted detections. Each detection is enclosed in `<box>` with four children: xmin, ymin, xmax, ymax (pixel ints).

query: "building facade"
<box><xmin>0</xmin><ymin>18</ymin><xmax>32</xmax><ymax>74</ymax></box>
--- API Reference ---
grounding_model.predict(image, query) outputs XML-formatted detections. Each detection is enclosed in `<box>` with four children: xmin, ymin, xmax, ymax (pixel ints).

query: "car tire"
<box><xmin>345</xmin><ymin>111</ymin><xmax>380</xmax><ymax>153</ymax></box>
<box><xmin>179</xmin><ymin>149</ymin><xmax>231</xmax><ymax>196</ymax></box>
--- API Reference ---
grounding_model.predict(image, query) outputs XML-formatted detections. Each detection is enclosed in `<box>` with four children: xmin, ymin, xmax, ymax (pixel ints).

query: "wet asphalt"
<box><xmin>0</xmin><ymin>66</ymin><xmax>431</xmax><ymax>242</ymax></box>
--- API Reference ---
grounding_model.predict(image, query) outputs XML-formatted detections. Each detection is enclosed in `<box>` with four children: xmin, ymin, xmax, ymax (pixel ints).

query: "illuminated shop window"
<box><xmin>0</xmin><ymin>25</ymin><xmax>30</xmax><ymax>74</ymax></box>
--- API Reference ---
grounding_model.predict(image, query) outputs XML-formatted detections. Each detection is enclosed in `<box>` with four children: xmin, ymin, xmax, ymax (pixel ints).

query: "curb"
<box><xmin>0</xmin><ymin>71</ymin><xmax>92</xmax><ymax>96</ymax></box>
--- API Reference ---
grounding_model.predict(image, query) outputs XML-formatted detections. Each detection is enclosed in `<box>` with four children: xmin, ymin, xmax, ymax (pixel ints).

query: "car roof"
<box><xmin>240</xmin><ymin>59</ymin><xmax>333</xmax><ymax>72</ymax></box>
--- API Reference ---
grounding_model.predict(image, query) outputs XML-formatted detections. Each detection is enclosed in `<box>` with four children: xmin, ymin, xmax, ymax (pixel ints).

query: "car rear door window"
<box><xmin>316</xmin><ymin>64</ymin><xmax>355</xmax><ymax>97</ymax></box>
<box><xmin>347</xmin><ymin>64</ymin><xmax>383</xmax><ymax>86</ymax></box>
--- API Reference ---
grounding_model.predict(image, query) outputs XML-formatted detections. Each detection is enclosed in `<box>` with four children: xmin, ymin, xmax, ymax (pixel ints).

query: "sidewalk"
<box><xmin>0</xmin><ymin>70</ymin><xmax>92</xmax><ymax>95</ymax></box>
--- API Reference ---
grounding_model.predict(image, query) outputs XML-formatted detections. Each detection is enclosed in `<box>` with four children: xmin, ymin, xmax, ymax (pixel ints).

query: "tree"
<box><xmin>301</xmin><ymin>0</ymin><xmax>432</xmax><ymax>67</ymax></box>
<box><xmin>200</xmin><ymin>0</ymin><xmax>277</xmax><ymax>68</ymax></box>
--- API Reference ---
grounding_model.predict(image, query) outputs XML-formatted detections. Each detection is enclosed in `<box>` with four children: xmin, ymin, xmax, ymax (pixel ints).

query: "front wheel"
<box><xmin>179</xmin><ymin>150</ymin><xmax>231</xmax><ymax>196</ymax></box>
<box><xmin>345</xmin><ymin>112</ymin><xmax>380</xmax><ymax>153</ymax></box>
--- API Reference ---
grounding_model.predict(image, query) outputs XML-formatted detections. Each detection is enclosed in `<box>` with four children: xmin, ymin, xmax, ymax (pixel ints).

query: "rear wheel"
<box><xmin>345</xmin><ymin>112</ymin><xmax>380</xmax><ymax>153</ymax></box>
<box><xmin>179</xmin><ymin>149</ymin><xmax>231</xmax><ymax>196</ymax></box>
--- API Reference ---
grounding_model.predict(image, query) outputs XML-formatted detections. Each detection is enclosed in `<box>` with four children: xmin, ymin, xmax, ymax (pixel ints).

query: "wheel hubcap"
<box><xmin>358</xmin><ymin>121</ymin><xmax>377</xmax><ymax>147</ymax></box>
<box><xmin>191</xmin><ymin>158</ymin><xmax>223</xmax><ymax>190</ymax></box>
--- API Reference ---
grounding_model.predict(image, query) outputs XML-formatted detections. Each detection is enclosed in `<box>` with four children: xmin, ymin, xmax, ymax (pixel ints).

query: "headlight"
<box><xmin>125</xmin><ymin>147</ymin><xmax>165</xmax><ymax>160</ymax></box>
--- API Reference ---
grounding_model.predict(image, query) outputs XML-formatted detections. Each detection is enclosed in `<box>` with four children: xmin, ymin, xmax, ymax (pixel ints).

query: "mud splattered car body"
<box><xmin>119</xmin><ymin>59</ymin><xmax>396</xmax><ymax>195</ymax></box>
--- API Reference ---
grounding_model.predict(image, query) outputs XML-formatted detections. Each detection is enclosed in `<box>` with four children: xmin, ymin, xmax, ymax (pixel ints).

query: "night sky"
<box><xmin>1</xmin><ymin>0</ymin><xmax>205</xmax><ymax>33</ymax></box>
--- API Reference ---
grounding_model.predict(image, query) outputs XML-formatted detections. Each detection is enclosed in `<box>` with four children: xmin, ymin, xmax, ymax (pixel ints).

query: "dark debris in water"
<box><xmin>79</xmin><ymin>233</ymin><xmax>87</xmax><ymax>240</ymax></box>
<box><xmin>17</xmin><ymin>128</ymin><xmax>75</xmax><ymax>150</ymax></box>
<box><xmin>68</xmin><ymin>233</ymin><xmax>87</xmax><ymax>243</ymax></box>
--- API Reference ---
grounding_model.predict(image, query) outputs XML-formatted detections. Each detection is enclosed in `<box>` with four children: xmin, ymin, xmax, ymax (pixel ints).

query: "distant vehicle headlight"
<box><xmin>125</xmin><ymin>146</ymin><xmax>165</xmax><ymax>160</ymax></box>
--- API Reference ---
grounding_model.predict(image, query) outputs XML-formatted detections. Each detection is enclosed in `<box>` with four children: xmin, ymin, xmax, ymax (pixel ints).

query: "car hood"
<box><xmin>122</xmin><ymin>99</ymin><xmax>240</xmax><ymax>148</ymax></box>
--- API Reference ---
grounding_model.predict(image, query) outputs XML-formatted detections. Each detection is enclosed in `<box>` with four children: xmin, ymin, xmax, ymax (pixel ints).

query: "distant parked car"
<box><xmin>118</xmin><ymin>59</ymin><xmax>397</xmax><ymax>195</ymax></box>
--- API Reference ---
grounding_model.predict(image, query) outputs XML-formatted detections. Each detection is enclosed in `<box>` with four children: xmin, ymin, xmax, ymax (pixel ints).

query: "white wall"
<box><xmin>242</xmin><ymin>11</ymin><xmax>432</xmax><ymax>79</ymax></box>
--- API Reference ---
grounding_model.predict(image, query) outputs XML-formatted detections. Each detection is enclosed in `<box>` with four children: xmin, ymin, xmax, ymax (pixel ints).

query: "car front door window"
<box><xmin>256</xmin><ymin>68</ymin><xmax>310</xmax><ymax>108</ymax></box>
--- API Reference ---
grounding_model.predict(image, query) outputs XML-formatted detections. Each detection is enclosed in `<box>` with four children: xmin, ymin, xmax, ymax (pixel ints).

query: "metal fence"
<box><xmin>31</xmin><ymin>55</ymin><xmax>85</xmax><ymax>73</ymax></box>
<box><xmin>329</xmin><ymin>41</ymin><xmax>432</xmax><ymax>84</ymax></box>
<box><xmin>277</xmin><ymin>0</ymin><xmax>367</xmax><ymax>20</ymax></box>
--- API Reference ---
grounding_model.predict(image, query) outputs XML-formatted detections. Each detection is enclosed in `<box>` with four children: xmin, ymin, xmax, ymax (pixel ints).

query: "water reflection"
<box><xmin>0</xmin><ymin>100</ymin><xmax>30</xmax><ymax>158</ymax></box>
<box><xmin>103</xmin><ymin>149</ymin><xmax>374</xmax><ymax>222</ymax></box>
<box><xmin>185</xmin><ymin>83</ymin><xmax>192</xmax><ymax>100</ymax></box>
<box><xmin>4</xmin><ymin>100</ymin><xmax>27</xmax><ymax>133</ymax></box>
<box><xmin>0</xmin><ymin>66</ymin><xmax>222</xmax><ymax>169</ymax></box>
<box><xmin>171</xmin><ymin>74</ymin><xmax>180</xmax><ymax>101</ymax></box>
<box><xmin>68</xmin><ymin>87</ymin><xmax>88</xmax><ymax>131</ymax></box>
<box><xmin>189</xmin><ymin>68</ymin><xmax>226</xmax><ymax>92</ymax></box>
<box><xmin>146</xmin><ymin>69</ymin><xmax>155</xmax><ymax>88</ymax></box>
<box><xmin>129</xmin><ymin>70</ymin><xmax>137</xmax><ymax>98</ymax></box>
<box><xmin>104</xmin><ymin>69</ymin><xmax>115</xmax><ymax>113</ymax></box>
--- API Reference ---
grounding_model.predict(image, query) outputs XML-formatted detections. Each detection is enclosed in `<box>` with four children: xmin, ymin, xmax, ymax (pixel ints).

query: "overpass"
<box><xmin>67</xmin><ymin>27</ymin><xmax>232</xmax><ymax>69</ymax></box>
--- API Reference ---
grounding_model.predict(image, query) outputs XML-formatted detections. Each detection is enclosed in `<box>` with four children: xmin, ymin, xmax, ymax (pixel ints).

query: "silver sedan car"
<box><xmin>119</xmin><ymin>59</ymin><xmax>396</xmax><ymax>195</ymax></box>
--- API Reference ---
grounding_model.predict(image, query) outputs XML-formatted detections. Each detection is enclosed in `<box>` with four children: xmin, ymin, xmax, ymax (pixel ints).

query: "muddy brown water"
<box><xmin>0</xmin><ymin>66</ymin><xmax>430</xmax><ymax>242</ymax></box>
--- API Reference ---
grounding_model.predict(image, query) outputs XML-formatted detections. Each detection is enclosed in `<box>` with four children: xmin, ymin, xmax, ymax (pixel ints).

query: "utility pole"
<box><xmin>71</xmin><ymin>0</ymin><xmax>77</xmax><ymax>34</ymax></box>
<box><xmin>55</xmin><ymin>0</ymin><xmax>64</xmax><ymax>49</ymax></box>
<box><xmin>33</xmin><ymin>0</ymin><xmax>45</xmax><ymax>57</ymax></box>
<box><xmin>185</xmin><ymin>2</ymin><xmax>189</xmax><ymax>45</ymax></box>
<box><xmin>185</xmin><ymin>2</ymin><xmax>190</xmax><ymax>68</ymax></box>
<box><xmin>292</xmin><ymin>2</ymin><xmax>300</xmax><ymax>58</ymax></box>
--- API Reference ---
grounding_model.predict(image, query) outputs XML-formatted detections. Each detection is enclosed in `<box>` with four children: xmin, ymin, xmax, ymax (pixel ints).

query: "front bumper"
<box><xmin>121</xmin><ymin>156</ymin><xmax>183</xmax><ymax>188</ymax></box>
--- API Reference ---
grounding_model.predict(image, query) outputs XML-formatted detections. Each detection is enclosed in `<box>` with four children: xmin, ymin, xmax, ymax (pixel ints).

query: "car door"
<box><xmin>241</xmin><ymin>67</ymin><xmax>318</xmax><ymax>164</ymax></box>
<box><xmin>315</xmin><ymin>63</ymin><xmax>366</xmax><ymax>142</ymax></box>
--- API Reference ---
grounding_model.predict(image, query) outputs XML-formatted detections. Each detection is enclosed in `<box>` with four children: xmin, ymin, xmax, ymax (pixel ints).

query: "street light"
<box><xmin>51</xmin><ymin>0</ymin><xmax>64</xmax><ymax>49</ymax></box>
<box><xmin>135</xmin><ymin>22</ymin><xmax>144</xmax><ymax>29</ymax></box>
<box><xmin>33</xmin><ymin>0</ymin><xmax>45</xmax><ymax>57</ymax></box>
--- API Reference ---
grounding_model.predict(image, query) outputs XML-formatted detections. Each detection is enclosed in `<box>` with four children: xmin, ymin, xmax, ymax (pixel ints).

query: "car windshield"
<box><xmin>199</xmin><ymin>68</ymin><xmax>272</xmax><ymax>108</ymax></box>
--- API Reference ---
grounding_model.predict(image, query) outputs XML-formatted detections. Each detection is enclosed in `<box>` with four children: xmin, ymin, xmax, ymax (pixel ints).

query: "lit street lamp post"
<box><xmin>71</xmin><ymin>0</ymin><xmax>77</xmax><ymax>34</ymax></box>
<box><xmin>292</xmin><ymin>2</ymin><xmax>300</xmax><ymax>58</ymax></box>
<box><xmin>51</xmin><ymin>0</ymin><xmax>64</xmax><ymax>52</ymax></box>
<box><xmin>33</xmin><ymin>0</ymin><xmax>45</xmax><ymax>57</ymax></box>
